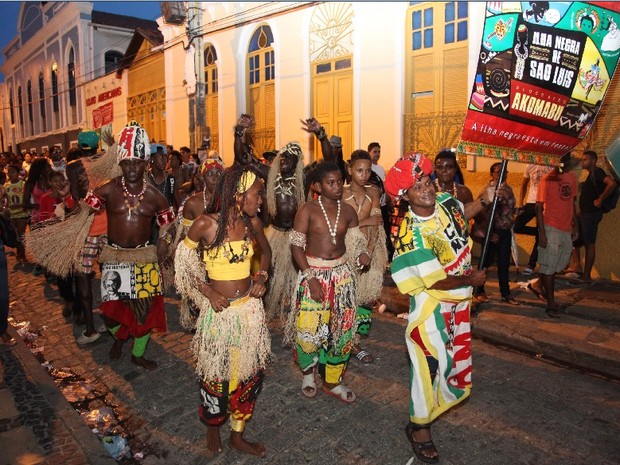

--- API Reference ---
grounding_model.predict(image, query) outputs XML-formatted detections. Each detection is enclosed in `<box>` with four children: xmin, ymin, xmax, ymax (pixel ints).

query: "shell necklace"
<box><xmin>121</xmin><ymin>177</ymin><xmax>147</xmax><ymax>219</ymax></box>
<box><xmin>434</xmin><ymin>179</ymin><xmax>457</xmax><ymax>197</ymax></box>
<box><xmin>318</xmin><ymin>196</ymin><xmax>341</xmax><ymax>245</ymax></box>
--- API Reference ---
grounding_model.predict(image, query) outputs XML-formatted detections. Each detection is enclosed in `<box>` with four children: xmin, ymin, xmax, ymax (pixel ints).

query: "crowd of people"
<box><xmin>0</xmin><ymin>115</ymin><xmax>617</xmax><ymax>462</ymax></box>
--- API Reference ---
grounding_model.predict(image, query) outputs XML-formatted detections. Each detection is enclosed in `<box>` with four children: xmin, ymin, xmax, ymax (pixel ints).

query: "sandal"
<box><xmin>301</xmin><ymin>372</ymin><xmax>317</xmax><ymax>398</ymax></box>
<box><xmin>546</xmin><ymin>307</ymin><xmax>560</xmax><ymax>318</ymax></box>
<box><xmin>321</xmin><ymin>384</ymin><xmax>356</xmax><ymax>404</ymax></box>
<box><xmin>500</xmin><ymin>296</ymin><xmax>520</xmax><ymax>306</ymax></box>
<box><xmin>405</xmin><ymin>423</ymin><xmax>439</xmax><ymax>464</ymax></box>
<box><xmin>351</xmin><ymin>347</ymin><xmax>373</xmax><ymax>364</ymax></box>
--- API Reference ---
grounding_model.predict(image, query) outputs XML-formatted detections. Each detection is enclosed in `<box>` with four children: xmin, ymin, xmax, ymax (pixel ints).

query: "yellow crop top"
<box><xmin>203</xmin><ymin>241</ymin><xmax>254</xmax><ymax>280</ymax></box>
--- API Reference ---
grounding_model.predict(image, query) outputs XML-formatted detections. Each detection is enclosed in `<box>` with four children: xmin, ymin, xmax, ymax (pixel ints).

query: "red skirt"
<box><xmin>100</xmin><ymin>296</ymin><xmax>167</xmax><ymax>339</ymax></box>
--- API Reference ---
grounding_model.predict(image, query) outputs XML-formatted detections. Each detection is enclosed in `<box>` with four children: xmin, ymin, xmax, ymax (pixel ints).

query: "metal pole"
<box><xmin>478</xmin><ymin>158</ymin><xmax>508</xmax><ymax>270</ymax></box>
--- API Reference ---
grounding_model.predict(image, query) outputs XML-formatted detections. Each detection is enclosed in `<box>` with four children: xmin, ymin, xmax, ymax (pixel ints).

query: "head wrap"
<box><xmin>200</xmin><ymin>157</ymin><xmax>225</xmax><ymax>175</ymax></box>
<box><xmin>384</xmin><ymin>152</ymin><xmax>434</xmax><ymax>199</ymax></box>
<box><xmin>277</xmin><ymin>142</ymin><xmax>303</xmax><ymax>159</ymax></box>
<box><xmin>116</xmin><ymin>123</ymin><xmax>151</xmax><ymax>164</ymax></box>
<box><xmin>237</xmin><ymin>170</ymin><xmax>257</xmax><ymax>194</ymax></box>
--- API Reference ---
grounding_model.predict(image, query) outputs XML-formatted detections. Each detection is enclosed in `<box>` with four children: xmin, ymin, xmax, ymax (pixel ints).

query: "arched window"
<box><xmin>68</xmin><ymin>47</ymin><xmax>76</xmax><ymax>107</ymax></box>
<box><xmin>51</xmin><ymin>63</ymin><xmax>59</xmax><ymax>113</ymax></box>
<box><xmin>246</xmin><ymin>25</ymin><xmax>275</xmax><ymax>155</ymax></box>
<box><xmin>9</xmin><ymin>89</ymin><xmax>14</xmax><ymax>125</ymax></box>
<box><xmin>104</xmin><ymin>50</ymin><xmax>123</xmax><ymax>75</ymax></box>
<box><xmin>203</xmin><ymin>44</ymin><xmax>219</xmax><ymax>151</ymax></box>
<box><xmin>27</xmin><ymin>80</ymin><xmax>34</xmax><ymax>135</ymax></box>
<box><xmin>17</xmin><ymin>86</ymin><xmax>24</xmax><ymax>131</ymax></box>
<box><xmin>39</xmin><ymin>73</ymin><xmax>46</xmax><ymax>132</ymax></box>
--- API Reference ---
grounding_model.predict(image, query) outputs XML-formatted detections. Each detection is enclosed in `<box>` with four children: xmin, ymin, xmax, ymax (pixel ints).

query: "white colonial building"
<box><xmin>0</xmin><ymin>2</ymin><xmax>157</xmax><ymax>154</ymax></box>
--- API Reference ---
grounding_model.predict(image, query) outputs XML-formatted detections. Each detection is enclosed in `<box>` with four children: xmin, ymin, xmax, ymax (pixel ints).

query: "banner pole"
<box><xmin>478</xmin><ymin>158</ymin><xmax>508</xmax><ymax>271</ymax></box>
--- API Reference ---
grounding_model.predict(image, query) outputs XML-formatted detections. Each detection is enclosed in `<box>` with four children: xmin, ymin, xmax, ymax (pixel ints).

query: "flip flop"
<box><xmin>301</xmin><ymin>372</ymin><xmax>317</xmax><ymax>398</ymax></box>
<box><xmin>322</xmin><ymin>384</ymin><xmax>356</xmax><ymax>404</ymax></box>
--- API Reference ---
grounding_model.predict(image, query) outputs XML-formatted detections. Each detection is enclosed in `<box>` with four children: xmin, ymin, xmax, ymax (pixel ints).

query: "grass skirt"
<box><xmin>24</xmin><ymin>204</ymin><xmax>94</xmax><ymax>277</ymax></box>
<box><xmin>356</xmin><ymin>226</ymin><xmax>388</xmax><ymax>305</ymax></box>
<box><xmin>264</xmin><ymin>226</ymin><xmax>297</xmax><ymax>321</ymax></box>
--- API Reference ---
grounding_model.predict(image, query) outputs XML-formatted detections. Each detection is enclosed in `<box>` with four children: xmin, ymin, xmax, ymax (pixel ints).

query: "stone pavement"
<box><xmin>1</xmin><ymin>248</ymin><xmax>619</xmax><ymax>464</ymax></box>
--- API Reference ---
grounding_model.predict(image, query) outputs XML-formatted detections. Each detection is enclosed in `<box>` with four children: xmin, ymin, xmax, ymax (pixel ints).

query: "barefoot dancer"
<box><xmin>343</xmin><ymin>150</ymin><xmax>388</xmax><ymax>364</ymax></box>
<box><xmin>85</xmin><ymin>123</ymin><xmax>175</xmax><ymax>370</ymax></box>
<box><xmin>385</xmin><ymin>154</ymin><xmax>489</xmax><ymax>463</ymax></box>
<box><xmin>287</xmin><ymin>161</ymin><xmax>370</xmax><ymax>403</ymax></box>
<box><xmin>175</xmin><ymin>166</ymin><xmax>271</xmax><ymax>456</ymax></box>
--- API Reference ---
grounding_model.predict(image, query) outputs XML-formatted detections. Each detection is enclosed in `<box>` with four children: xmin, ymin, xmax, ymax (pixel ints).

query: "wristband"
<box><xmin>234</xmin><ymin>126</ymin><xmax>245</xmax><ymax>138</ymax></box>
<box><xmin>254</xmin><ymin>270</ymin><xmax>268</xmax><ymax>282</ymax></box>
<box><xmin>316</xmin><ymin>127</ymin><xmax>327</xmax><ymax>141</ymax></box>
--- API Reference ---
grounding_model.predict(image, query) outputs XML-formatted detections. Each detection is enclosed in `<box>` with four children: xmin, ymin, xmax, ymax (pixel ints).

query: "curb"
<box><xmin>9</xmin><ymin>327</ymin><xmax>117</xmax><ymax>465</ymax></box>
<box><xmin>473</xmin><ymin>313</ymin><xmax>620</xmax><ymax>380</ymax></box>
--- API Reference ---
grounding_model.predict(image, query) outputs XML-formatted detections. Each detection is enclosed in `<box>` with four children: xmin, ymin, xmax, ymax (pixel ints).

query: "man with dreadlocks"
<box><xmin>84</xmin><ymin>122</ymin><xmax>175</xmax><ymax>370</ymax></box>
<box><xmin>263</xmin><ymin>142</ymin><xmax>306</xmax><ymax>320</ymax></box>
<box><xmin>175</xmin><ymin>165</ymin><xmax>271</xmax><ymax>457</ymax></box>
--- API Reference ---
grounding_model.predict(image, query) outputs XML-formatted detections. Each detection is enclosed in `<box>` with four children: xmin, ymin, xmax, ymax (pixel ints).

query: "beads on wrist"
<box><xmin>301</xmin><ymin>268</ymin><xmax>315</xmax><ymax>281</ymax></box>
<box><xmin>234</xmin><ymin>126</ymin><xmax>246</xmax><ymax>138</ymax></box>
<box><xmin>254</xmin><ymin>270</ymin><xmax>269</xmax><ymax>282</ymax></box>
<box><xmin>316</xmin><ymin>127</ymin><xmax>326</xmax><ymax>141</ymax></box>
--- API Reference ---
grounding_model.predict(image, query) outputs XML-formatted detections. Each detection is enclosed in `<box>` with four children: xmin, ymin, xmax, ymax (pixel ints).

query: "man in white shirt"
<box><xmin>514</xmin><ymin>163</ymin><xmax>552</xmax><ymax>274</ymax></box>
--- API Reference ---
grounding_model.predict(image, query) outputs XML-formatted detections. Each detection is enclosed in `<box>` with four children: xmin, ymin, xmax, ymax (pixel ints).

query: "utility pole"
<box><xmin>186</xmin><ymin>1</ymin><xmax>205</xmax><ymax>152</ymax></box>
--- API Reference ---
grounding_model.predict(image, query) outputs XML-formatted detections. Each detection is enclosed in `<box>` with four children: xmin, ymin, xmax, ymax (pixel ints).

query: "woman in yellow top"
<box><xmin>175</xmin><ymin>165</ymin><xmax>272</xmax><ymax>457</ymax></box>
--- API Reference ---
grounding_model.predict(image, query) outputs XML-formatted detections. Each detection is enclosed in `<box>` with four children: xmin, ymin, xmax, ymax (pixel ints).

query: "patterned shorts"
<box><xmin>81</xmin><ymin>235</ymin><xmax>108</xmax><ymax>274</ymax></box>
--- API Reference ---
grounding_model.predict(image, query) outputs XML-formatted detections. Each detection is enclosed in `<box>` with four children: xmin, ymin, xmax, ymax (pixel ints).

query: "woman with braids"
<box><xmin>175</xmin><ymin>165</ymin><xmax>272</xmax><ymax>457</ymax></box>
<box><xmin>162</xmin><ymin>158</ymin><xmax>225</xmax><ymax>329</ymax></box>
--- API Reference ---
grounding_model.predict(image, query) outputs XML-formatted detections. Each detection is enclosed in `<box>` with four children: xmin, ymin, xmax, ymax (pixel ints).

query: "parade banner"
<box><xmin>458</xmin><ymin>2</ymin><xmax>620</xmax><ymax>165</ymax></box>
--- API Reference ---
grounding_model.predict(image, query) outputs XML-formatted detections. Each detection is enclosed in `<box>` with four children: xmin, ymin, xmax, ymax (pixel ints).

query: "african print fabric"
<box><xmin>288</xmin><ymin>256</ymin><xmax>357</xmax><ymax>385</ymax></box>
<box><xmin>391</xmin><ymin>192</ymin><xmax>474</xmax><ymax>424</ymax></box>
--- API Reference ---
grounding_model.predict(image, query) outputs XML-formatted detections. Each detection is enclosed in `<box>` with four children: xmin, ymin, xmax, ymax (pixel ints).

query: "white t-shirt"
<box><xmin>371</xmin><ymin>163</ymin><xmax>386</xmax><ymax>180</ymax></box>
<box><xmin>524</xmin><ymin>164</ymin><xmax>553</xmax><ymax>204</ymax></box>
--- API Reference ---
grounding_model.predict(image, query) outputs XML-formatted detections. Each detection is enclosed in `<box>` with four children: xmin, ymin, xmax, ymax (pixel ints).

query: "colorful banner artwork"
<box><xmin>458</xmin><ymin>2</ymin><xmax>620</xmax><ymax>165</ymax></box>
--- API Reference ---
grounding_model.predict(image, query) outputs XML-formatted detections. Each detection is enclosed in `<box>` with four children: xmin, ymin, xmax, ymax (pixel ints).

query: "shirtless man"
<box><xmin>85</xmin><ymin>123</ymin><xmax>175</xmax><ymax>369</ymax></box>
<box><xmin>288</xmin><ymin>161</ymin><xmax>370</xmax><ymax>403</ymax></box>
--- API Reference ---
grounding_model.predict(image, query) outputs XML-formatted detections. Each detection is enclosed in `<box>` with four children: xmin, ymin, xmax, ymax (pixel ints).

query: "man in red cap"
<box><xmin>385</xmin><ymin>152</ymin><xmax>492</xmax><ymax>463</ymax></box>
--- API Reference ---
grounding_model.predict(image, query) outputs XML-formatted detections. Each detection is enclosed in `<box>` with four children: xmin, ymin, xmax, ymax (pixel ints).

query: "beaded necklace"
<box><xmin>222</xmin><ymin>223</ymin><xmax>251</xmax><ymax>264</ymax></box>
<box><xmin>409</xmin><ymin>207</ymin><xmax>443</xmax><ymax>236</ymax></box>
<box><xmin>434</xmin><ymin>179</ymin><xmax>457</xmax><ymax>198</ymax></box>
<box><xmin>121</xmin><ymin>177</ymin><xmax>147</xmax><ymax>219</ymax></box>
<box><xmin>318</xmin><ymin>196</ymin><xmax>341</xmax><ymax>245</ymax></box>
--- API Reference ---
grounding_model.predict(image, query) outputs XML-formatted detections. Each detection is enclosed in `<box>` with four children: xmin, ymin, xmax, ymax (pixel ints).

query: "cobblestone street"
<box><xmin>2</xmin><ymin>253</ymin><xmax>620</xmax><ymax>465</ymax></box>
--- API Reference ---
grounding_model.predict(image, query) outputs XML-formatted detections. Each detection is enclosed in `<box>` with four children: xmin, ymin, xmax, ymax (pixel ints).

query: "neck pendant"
<box><xmin>318</xmin><ymin>196</ymin><xmax>341</xmax><ymax>245</ymax></box>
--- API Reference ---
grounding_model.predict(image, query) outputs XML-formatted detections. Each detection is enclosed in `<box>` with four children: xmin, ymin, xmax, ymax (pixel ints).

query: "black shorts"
<box><xmin>578</xmin><ymin>211</ymin><xmax>603</xmax><ymax>246</ymax></box>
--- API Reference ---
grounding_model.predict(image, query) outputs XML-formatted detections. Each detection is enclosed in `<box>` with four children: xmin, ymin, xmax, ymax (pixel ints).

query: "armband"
<box><xmin>84</xmin><ymin>191</ymin><xmax>105</xmax><ymax>212</ymax></box>
<box><xmin>316</xmin><ymin>127</ymin><xmax>327</xmax><ymax>141</ymax></box>
<box><xmin>183</xmin><ymin>237</ymin><xmax>199</xmax><ymax>249</ymax></box>
<box><xmin>370</xmin><ymin>207</ymin><xmax>381</xmax><ymax>216</ymax></box>
<box><xmin>156</xmin><ymin>207</ymin><xmax>175</xmax><ymax>227</ymax></box>
<box><xmin>234</xmin><ymin>126</ymin><xmax>246</xmax><ymax>138</ymax></box>
<box><xmin>480</xmin><ymin>197</ymin><xmax>489</xmax><ymax>208</ymax></box>
<box><xmin>289</xmin><ymin>229</ymin><xmax>307</xmax><ymax>249</ymax></box>
<box><xmin>181</xmin><ymin>216</ymin><xmax>194</xmax><ymax>227</ymax></box>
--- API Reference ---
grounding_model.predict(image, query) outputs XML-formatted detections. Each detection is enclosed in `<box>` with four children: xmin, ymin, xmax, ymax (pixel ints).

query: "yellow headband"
<box><xmin>237</xmin><ymin>170</ymin><xmax>257</xmax><ymax>194</ymax></box>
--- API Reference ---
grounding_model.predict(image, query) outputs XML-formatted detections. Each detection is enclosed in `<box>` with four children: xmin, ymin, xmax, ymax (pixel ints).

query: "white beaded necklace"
<box><xmin>121</xmin><ymin>177</ymin><xmax>147</xmax><ymax>219</ymax></box>
<box><xmin>318</xmin><ymin>196</ymin><xmax>341</xmax><ymax>245</ymax></box>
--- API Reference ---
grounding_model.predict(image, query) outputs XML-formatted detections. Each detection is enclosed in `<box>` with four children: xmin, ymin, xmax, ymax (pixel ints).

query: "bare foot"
<box><xmin>229</xmin><ymin>431</ymin><xmax>267</xmax><ymax>457</ymax></box>
<box><xmin>131</xmin><ymin>355</ymin><xmax>158</xmax><ymax>370</ymax></box>
<box><xmin>206</xmin><ymin>425</ymin><xmax>223</xmax><ymax>455</ymax></box>
<box><xmin>109</xmin><ymin>339</ymin><xmax>125</xmax><ymax>361</ymax></box>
